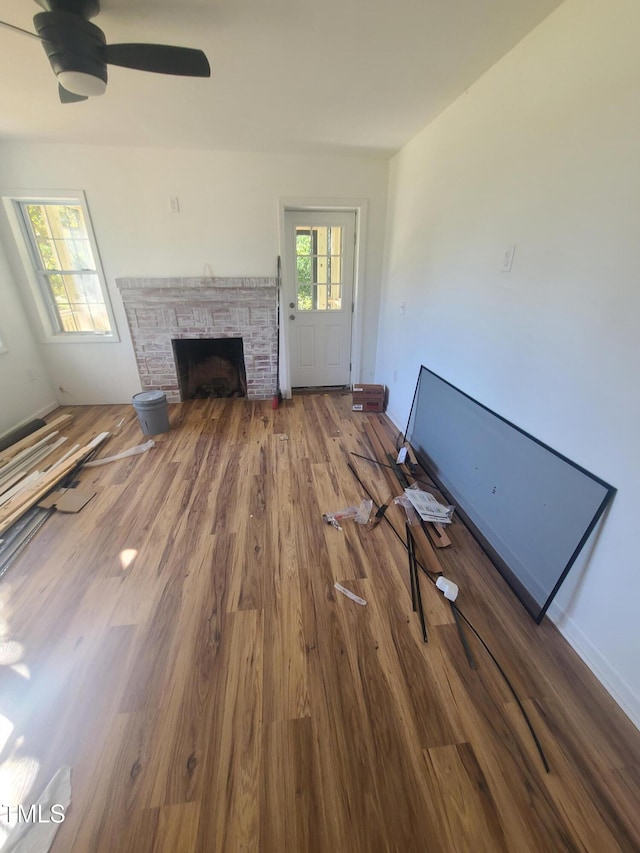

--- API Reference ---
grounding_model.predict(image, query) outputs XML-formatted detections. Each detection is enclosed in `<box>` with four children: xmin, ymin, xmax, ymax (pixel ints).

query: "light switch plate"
<box><xmin>501</xmin><ymin>245</ymin><xmax>516</xmax><ymax>272</ymax></box>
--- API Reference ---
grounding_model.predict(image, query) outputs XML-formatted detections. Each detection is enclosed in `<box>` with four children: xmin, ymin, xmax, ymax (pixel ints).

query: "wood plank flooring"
<box><xmin>1</xmin><ymin>393</ymin><xmax>639</xmax><ymax>852</ymax></box>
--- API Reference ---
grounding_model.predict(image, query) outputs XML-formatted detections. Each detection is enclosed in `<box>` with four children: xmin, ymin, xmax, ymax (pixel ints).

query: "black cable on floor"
<box><xmin>347</xmin><ymin>460</ymin><xmax>551</xmax><ymax>774</ymax></box>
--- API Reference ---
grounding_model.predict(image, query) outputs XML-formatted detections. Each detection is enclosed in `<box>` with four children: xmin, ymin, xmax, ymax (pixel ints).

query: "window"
<box><xmin>2</xmin><ymin>190</ymin><xmax>117</xmax><ymax>342</ymax></box>
<box><xmin>295</xmin><ymin>225</ymin><xmax>343</xmax><ymax>311</ymax></box>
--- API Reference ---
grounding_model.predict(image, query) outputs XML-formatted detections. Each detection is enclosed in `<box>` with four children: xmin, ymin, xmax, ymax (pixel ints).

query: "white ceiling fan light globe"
<box><xmin>57</xmin><ymin>70</ymin><xmax>106</xmax><ymax>96</ymax></box>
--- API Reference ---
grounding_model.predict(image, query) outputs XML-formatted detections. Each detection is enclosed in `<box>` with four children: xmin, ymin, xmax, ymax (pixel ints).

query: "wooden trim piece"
<box><xmin>430</xmin><ymin>522</ymin><xmax>452</xmax><ymax>548</ymax></box>
<box><xmin>0</xmin><ymin>414</ymin><xmax>72</xmax><ymax>466</ymax></box>
<box><xmin>0</xmin><ymin>433</ymin><xmax>108</xmax><ymax>536</ymax></box>
<box><xmin>0</xmin><ymin>468</ymin><xmax>31</xmax><ymax>497</ymax></box>
<box><xmin>0</xmin><ymin>471</ymin><xmax>42</xmax><ymax>507</ymax></box>
<box><xmin>0</xmin><ymin>433</ymin><xmax>61</xmax><ymax>481</ymax></box>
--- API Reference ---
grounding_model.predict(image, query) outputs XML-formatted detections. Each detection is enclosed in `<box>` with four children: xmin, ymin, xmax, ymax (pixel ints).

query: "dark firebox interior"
<box><xmin>172</xmin><ymin>338</ymin><xmax>246</xmax><ymax>399</ymax></box>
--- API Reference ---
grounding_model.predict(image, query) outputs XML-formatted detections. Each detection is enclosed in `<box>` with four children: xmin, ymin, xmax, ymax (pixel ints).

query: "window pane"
<box><xmin>88</xmin><ymin>304</ymin><xmax>112</xmax><ymax>333</ymax></box>
<box><xmin>37</xmin><ymin>240</ymin><xmax>62</xmax><ymax>271</ymax></box>
<box><xmin>56</xmin><ymin>304</ymin><xmax>78</xmax><ymax>332</ymax></box>
<box><xmin>62</xmin><ymin>274</ymin><xmax>88</xmax><ymax>304</ymax></box>
<box><xmin>48</xmin><ymin>273</ymin><xmax>67</xmax><ymax>303</ymax></box>
<box><xmin>20</xmin><ymin>198</ymin><xmax>113</xmax><ymax>337</ymax></box>
<box><xmin>26</xmin><ymin>205</ymin><xmax>49</xmax><ymax>238</ymax></box>
<box><xmin>82</xmin><ymin>275</ymin><xmax>104</xmax><ymax>303</ymax></box>
<box><xmin>68</xmin><ymin>305</ymin><xmax>94</xmax><ymax>333</ymax></box>
<box><xmin>47</xmin><ymin>205</ymin><xmax>85</xmax><ymax>239</ymax></box>
<box><xmin>35</xmin><ymin>237</ymin><xmax>93</xmax><ymax>271</ymax></box>
<box><xmin>27</xmin><ymin>203</ymin><xmax>95</xmax><ymax>272</ymax></box>
<box><xmin>47</xmin><ymin>274</ymin><xmax>108</xmax><ymax>333</ymax></box>
<box><xmin>63</xmin><ymin>238</ymin><xmax>94</xmax><ymax>270</ymax></box>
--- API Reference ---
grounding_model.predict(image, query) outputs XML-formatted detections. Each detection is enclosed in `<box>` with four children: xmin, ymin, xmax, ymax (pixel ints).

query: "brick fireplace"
<box><xmin>116</xmin><ymin>276</ymin><xmax>278</xmax><ymax>402</ymax></box>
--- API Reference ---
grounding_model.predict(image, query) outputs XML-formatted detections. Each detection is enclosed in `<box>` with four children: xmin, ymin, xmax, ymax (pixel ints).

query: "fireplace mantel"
<box><xmin>117</xmin><ymin>276</ymin><xmax>278</xmax><ymax>402</ymax></box>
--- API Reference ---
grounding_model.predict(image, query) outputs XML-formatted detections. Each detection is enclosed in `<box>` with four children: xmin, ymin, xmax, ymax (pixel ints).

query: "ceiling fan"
<box><xmin>0</xmin><ymin>0</ymin><xmax>211</xmax><ymax>103</ymax></box>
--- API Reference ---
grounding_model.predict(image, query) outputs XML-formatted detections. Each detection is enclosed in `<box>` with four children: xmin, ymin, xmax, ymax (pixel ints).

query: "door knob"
<box><xmin>289</xmin><ymin>302</ymin><xmax>295</xmax><ymax>308</ymax></box>
<box><xmin>289</xmin><ymin>314</ymin><xmax>295</xmax><ymax>320</ymax></box>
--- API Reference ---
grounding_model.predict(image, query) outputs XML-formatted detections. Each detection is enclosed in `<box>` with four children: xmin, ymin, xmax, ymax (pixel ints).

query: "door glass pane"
<box><xmin>296</xmin><ymin>229</ymin><xmax>311</xmax><ymax>255</ymax></box>
<box><xmin>315</xmin><ymin>226</ymin><xmax>328</xmax><ymax>255</ymax></box>
<box><xmin>315</xmin><ymin>256</ymin><xmax>327</xmax><ymax>284</ymax></box>
<box><xmin>316</xmin><ymin>284</ymin><xmax>328</xmax><ymax>310</ymax></box>
<box><xmin>297</xmin><ymin>255</ymin><xmax>312</xmax><ymax>283</ymax></box>
<box><xmin>330</xmin><ymin>256</ymin><xmax>341</xmax><ymax>283</ymax></box>
<box><xmin>297</xmin><ymin>285</ymin><xmax>312</xmax><ymax>310</ymax></box>
<box><xmin>330</xmin><ymin>227</ymin><xmax>342</xmax><ymax>255</ymax></box>
<box><xmin>327</xmin><ymin>285</ymin><xmax>342</xmax><ymax>310</ymax></box>
<box><xmin>294</xmin><ymin>224</ymin><xmax>344</xmax><ymax>311</ymax></box>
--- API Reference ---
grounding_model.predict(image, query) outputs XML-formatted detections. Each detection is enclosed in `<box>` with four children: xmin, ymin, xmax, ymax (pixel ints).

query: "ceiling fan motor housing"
<box><xmin>35</xmin><ymin>0</ymin><xmax>100</xmax><ymax>20</ymax></box>
<box><xmin>34</xmin><ymin>10</ymin><xmax>107</xmax><ymax>88</ymax></box>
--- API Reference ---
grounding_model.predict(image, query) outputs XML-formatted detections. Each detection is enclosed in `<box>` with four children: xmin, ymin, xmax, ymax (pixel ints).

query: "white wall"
<box><xmin>376</xmin><ymin>0</ymin><xmax>640</xmax><ymax>726</ymax></box>
<box><xmin>0</xmin><ymin>238</ymin><xmax>56</xmax><ymax>435</ymax></box>
<box><xmin>0</xmin><ymin>145</ymin><xmax>388</xmax><ymax>404</ymax></box>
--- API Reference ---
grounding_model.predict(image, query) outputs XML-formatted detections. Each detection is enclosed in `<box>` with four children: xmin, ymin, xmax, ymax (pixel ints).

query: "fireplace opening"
<box><xmin>172</xmin><ymin>338</ymin><xmax>247</xmax><ymax>400</ymax></box>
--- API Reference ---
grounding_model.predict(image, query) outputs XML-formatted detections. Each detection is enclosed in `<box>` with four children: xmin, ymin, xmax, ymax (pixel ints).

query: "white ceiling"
<box><xmin>0</xmin><ymin>0</ymin><xmax>564</xmax><ymax>157</ymax></box>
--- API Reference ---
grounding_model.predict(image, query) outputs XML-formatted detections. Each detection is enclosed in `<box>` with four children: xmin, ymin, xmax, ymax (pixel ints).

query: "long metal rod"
<box><xmin>450</xmin><ymin>601</ymin><xmax>477</xmax><ymax>669</ymax></box>
<box><xmin>406</xmin><ymin>524</ymin><xmax>417</xmax><ymax>611</ymax></box>
<box><xmin>350</xmin><ymin>452</ymin><xmax>438</xmax><ymax>491</ymax></box>
<box><xmin>347</xmin><ymin>460</ymin><xmax>550</xmax><ymax>773</ymax></box>
<box><xmin>350</xmin><ymin>451</ymin><xmax>398</xmax><ymax>470</ymax></box>
<box><xmin>0</xmin><ymin>508</ymin><xmax>54</xmax><ymax>580</ymax></box>
<box><xmin>455</xmin><ymin>607</ymin><xmax>550</xmax><ymax>772</ymax></box>
<box><xmin>407</xmin><ymin>526</ymin><xmax>428</xmax><ymax>643</ymax></box>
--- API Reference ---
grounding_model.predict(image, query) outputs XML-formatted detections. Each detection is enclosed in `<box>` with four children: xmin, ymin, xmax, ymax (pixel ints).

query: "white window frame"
<box><xmin>1</xmin><ymin>189</ymin><xmax>119</xmax><ymax>344</ymax></box>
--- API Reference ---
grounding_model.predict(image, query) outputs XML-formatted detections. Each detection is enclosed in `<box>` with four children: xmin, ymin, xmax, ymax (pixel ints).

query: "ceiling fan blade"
<box><xmin>104</xmin><ymin>44</ymin><xmax>210</xmax><ymax>77</ymax></box>
<box><xmin>0</xmin><ymin>20</ymin><xmax>42</xmax><ymax>40</ymax></box>
<box><xmin>59</xmin><ymin>84</ymin><xmax>88</xmax><ymax>103</ymax></box>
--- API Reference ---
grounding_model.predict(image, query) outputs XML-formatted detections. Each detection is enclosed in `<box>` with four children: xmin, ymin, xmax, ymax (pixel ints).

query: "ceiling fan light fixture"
<box><xmin>57</xmin><ymin>69</ymin><xmax>106</xmax><ymax>96</ymax></box>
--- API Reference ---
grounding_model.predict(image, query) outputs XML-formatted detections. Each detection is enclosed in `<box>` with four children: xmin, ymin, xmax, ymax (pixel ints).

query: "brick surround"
<box><xmin>116</xmin><ymin>276</ymin><xmax>278</xmax><ymax>402</ymax></box>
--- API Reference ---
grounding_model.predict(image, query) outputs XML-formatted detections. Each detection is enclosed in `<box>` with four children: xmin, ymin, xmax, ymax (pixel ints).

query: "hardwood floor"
<box><xmin>1</xmin><ymin>393</ymin><xmax>639</xmax><ymax>852</ymax></box>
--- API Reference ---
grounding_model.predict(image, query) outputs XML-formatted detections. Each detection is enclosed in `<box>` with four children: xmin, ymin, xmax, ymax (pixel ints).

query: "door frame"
<box><xmin>277</xmin><ymin>197</ymin><xmax>368</xmax><ymax>399</ymax></box>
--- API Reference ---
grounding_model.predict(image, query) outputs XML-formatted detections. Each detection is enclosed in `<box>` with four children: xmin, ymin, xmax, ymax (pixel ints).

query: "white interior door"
<box><xmin>284</xmin><ymin>210</ymin><xmax>355</xmax><ymax>387</ymax></box>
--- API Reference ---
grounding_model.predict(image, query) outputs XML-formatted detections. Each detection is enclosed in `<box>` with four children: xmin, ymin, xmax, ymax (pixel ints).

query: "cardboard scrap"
<box><xmin>38</xmin><ymin>489</ymin><xmax>96</xmax><ymax>513</ymax></box>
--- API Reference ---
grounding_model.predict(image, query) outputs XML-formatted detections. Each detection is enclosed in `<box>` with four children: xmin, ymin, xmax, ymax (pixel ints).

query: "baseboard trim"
<box><xmin>0</xmin><ymin>401</ymin><xmax>59</xmax><ymax>442</ymax></box>
<box><xmin>547</xmin><ymin>602</ymin><xmax>640</xmax><ymax>730</ymax></box>
<box><xmin>384</xmin><ymin>404</ymin><xmax>639</xmax><ymax>732</ymax></box>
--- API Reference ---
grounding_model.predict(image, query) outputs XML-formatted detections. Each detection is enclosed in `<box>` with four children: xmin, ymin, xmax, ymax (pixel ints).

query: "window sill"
<box><xmin>41</xmin><ymin>333</ymin><xmax>120</xmax><ymax>345</ymax></box>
